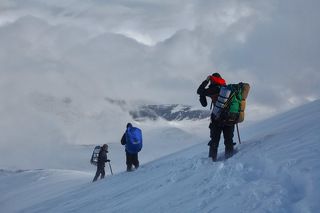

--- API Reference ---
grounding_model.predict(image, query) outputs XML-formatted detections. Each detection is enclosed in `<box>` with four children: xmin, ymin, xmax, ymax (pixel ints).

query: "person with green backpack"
<box><xmin>197</xmin><ymin>73</ymin><xmax>250</xmax><ymax>161</ymax></box>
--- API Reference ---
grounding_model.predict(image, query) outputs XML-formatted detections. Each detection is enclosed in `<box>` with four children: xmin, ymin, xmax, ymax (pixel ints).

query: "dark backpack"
<box><xmin>125</xmin><ymin>127</ymin><xmax>143</xmax><ymax>154</ymax></box>
<box><xmin>212</xmin><ymin>82</ymin><xmax>250</xmax><ymax>125</ymax></box>
<box><xmin>90</xmin><ymin>145</ymin><xmax>101</xmax><ymax>166</ymax></box>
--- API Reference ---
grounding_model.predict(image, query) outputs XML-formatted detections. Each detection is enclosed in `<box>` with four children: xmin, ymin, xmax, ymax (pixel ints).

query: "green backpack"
<box><xmin>212</xmin><ymin>82</ymin><xmax>250</xmax><ymax>124</ymax></box>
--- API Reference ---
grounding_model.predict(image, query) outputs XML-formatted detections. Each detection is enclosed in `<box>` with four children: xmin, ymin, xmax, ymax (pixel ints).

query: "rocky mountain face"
<box><xmin>104</xmin><ymin>98</ymin><xmax>210</xmax><ymax>122</ymax></box>
<box><xmin>129</xmin><ymin>104</ymin><xmax>210</xmax><ymax>121</ymax></box>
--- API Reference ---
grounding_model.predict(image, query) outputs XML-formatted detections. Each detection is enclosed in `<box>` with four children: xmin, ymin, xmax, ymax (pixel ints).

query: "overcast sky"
<box><xmin>0</xmin><ymin>0</ymin><xmax>319</xmax><ymax>147</ymax></box>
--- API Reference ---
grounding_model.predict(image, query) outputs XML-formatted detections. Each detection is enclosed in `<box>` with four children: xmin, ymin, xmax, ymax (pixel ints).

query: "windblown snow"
<box><xmin>0</xmin><ymin>100</ymin><xmax>319</xmax><ymax>213</ymax></box>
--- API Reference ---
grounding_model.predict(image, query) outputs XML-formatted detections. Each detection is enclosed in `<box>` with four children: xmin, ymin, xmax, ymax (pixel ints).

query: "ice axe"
<box><xmin>108</xmin><ymin>161</ymin><xmax>113</xmax><ymax>175</ymax></box>
<box><xmin>236</xmin><ymin>123</ymin><xmax>241</xmax><ymax>144</ymax></box>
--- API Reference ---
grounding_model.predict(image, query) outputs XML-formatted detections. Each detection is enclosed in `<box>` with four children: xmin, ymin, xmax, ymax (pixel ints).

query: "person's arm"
<box><xmin>197</xmin><ymin>77</ymin><xmax>211</xmax><ymax>107</ymax></box>
<box><xmin>121</xmin><ymin>133</ymin><xmax>126</xmax><ymax>145</ymax></box>
<box><xmin>105</xmin><ymin>153</ymin><xmax>110</xmax><ymax>162</ymax></box>
<box><xmin>99</xmin><ymin>150</ymin><xmax>109</xmax><ymax>162</ymax></box>
<box><xmin>197</xmin><ymin>79</ymin><xmax>210</xmax><ymax>96</ymax></box>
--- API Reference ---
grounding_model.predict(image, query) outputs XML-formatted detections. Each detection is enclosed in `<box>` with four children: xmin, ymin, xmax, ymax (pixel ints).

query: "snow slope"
<box><xmin>1</xmin><ymin>100</ymin><xmax>320</xmax><ymax>213</ymax></box>
<box><xmin>0</xmin><ymin>169</ymin><xmax>91</xmax><ymax>212</ymax></box>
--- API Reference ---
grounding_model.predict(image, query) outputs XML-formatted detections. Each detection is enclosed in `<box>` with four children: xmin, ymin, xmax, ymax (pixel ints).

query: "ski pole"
<box><xmin>108</xmin><ymin>161</ymin><xmax>113</xmax><ymax>175</ymax></box>
<box><xmin>236</xmin><ymin>123</ymin><xmax>241</xmax><ymax>144</ymax></box>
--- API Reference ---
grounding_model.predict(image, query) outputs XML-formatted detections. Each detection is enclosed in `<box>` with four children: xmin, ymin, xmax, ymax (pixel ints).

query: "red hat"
<box><xmin>210</xmin><ymin>74</ymin><xmax>226</xmax><ymax>86</ymax></box>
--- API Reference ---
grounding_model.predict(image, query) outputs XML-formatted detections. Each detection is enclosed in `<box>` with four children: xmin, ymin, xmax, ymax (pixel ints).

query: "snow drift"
<box><xmin>0</xmin><ymin>100</ymin><xmax>320</xmax><ymax>213</ymax></box>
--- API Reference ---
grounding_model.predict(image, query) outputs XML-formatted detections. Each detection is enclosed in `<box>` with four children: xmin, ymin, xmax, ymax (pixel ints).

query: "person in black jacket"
<box><xmin>92</xmin><ymin>144</ymin><xmax>110</xmax><ymax>182</ymax></box>
<box><xmin>197</xmin><ymin>73</ymin><xmax>235</xmax><ymax>161</ymax></box>
<box><xmin>121</xmin><ymin>123</ymin><xmax>139</xmax><ymax>172</ymax></box>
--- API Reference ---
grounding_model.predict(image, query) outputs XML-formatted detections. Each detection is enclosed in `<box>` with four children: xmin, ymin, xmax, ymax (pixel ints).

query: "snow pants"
<box><xmin>93</xmin><ymin>166</ymin><xmax>105</xmax><ymax>182</ymax></box>
<box><xmin>126</xmin><ymin>151</ymin><xmax>139</xmax><ymax>171</ymax></box>
<box><xmin>209</xmin><ymin>122</ymin><xmax>235</xmax><ymax>160</ymax></box>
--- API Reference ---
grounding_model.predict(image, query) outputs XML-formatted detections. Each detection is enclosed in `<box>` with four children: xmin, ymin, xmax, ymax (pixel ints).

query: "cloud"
<box><xmin>0</xmin><ymin>0</ymin><xmax>319</xmax><ymax>158</ymax></box>
<box><xmin>1</xmin><ymin>0</ymin><xmax>319</xmax><ymax>106</ymax></box>
<box><xmin>213</xmin><ymin>0</ymin><xmax>320</xmax><ymax>111</ymax></box>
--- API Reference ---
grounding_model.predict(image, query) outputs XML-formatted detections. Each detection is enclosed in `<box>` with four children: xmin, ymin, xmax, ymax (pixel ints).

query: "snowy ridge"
<box><xmin>0</xmin><ymin>100</ymin><xmax>320</xmax><ymax>212</ymax></box>
<box><xmin>129</xmin><ymin>104</ymin><xmax>210</xmax><ymax>121</ymax></box>
<box><xmin>104</xmin><ymin>97</ymin><xmax>211</xmax><ymax>121</ymax></box>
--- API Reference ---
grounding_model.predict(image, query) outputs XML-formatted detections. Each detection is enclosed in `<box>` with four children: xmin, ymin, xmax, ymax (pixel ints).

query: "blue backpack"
<box><xmin>125</xmin><ymin>127</ymin><xmax>143</xmax><ymax>154</ymax></box>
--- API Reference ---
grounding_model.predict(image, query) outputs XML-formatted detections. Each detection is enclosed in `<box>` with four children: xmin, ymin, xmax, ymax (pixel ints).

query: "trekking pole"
<box><xmin>108</xmin><ymin>161</ymin><xmax>113</xmax><ymax>175</ymax></box>
<box><xmin>236</xmin><ymin>123</ymin><xmax>242</xmax><ymax>144</ymax></box>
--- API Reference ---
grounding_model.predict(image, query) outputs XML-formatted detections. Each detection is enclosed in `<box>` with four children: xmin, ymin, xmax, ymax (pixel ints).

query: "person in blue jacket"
<box><xmin>121</xmin><ymin>123</ymin><xmax>141</xmax><ymax>171</ymax></box>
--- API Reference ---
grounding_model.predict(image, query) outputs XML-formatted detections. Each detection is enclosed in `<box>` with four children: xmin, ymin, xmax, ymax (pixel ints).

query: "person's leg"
<box><xmin>126</xmin><ymin>152</ymin><xmax>133</xmax><ymax>171</ymax></box>
<box><xmin>223</xmin><ymin>124</ymin><xmax>235</xmax><ymax>159</ymax></box>
<box><xmin>101</xmin><ymin>168</ymin><xmax>105</xmax><ymax>179</ymax></box>
<box><xmin>92</xmin><ymin>168</ymin><xmax>101</xmax><ymax>182</ymax></box>
<box><xmin>209</xmin><ymin>122</ymin><xmax>222</xmax><ymax>161</ymax></box>
<box><xmin>133</xmin><ymin>153</ymin><xmax>139</xmax><ymax>169</ymax></box>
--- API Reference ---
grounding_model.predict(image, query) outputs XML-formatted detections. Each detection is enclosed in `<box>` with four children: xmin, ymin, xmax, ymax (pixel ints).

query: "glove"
<box><xmin>106</xmin><ymin>159</ymin><xmax>110</xmax><ymax>162</ymax></box>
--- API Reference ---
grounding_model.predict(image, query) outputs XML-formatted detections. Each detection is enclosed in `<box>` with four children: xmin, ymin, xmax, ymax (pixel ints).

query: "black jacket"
<box><xmin>197</xmin><ymin>80</ymin><xmax>220</xmax><ymax>107</ymax></box>
<box><xmin>121</xmin><ymin>133</ymin><xmax>126</xmax><ymax>145</ymax></box>
<box><xmin>97</xmin><ymin>149</ymin><xmax>108</xmax><ymax>168</ymax></box>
